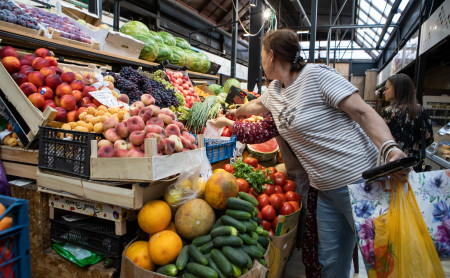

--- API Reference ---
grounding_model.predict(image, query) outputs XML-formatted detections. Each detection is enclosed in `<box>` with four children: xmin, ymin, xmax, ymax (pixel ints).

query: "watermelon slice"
<box><xmin>247</xmin><ymin>138</ymin><xmax>279</xmax><ymax>162</ymax></box>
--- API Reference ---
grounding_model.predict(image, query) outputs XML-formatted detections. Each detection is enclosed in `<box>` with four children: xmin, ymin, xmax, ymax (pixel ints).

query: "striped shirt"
<box><xmin>260</xmin><ymin>64</ymin><xmax>378</xmax><ymax>191</ymax></box>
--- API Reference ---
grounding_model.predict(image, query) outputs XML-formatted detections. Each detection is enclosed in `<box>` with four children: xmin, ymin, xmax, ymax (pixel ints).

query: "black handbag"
<box><xmin>415</xmin><ymin>112</ymin><xmax>431</xmax><ymax>172</ymax></box>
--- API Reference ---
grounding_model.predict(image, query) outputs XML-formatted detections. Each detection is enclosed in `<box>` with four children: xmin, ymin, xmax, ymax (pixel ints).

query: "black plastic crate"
<box><xmin>38</xmin><ymin>126</ymin><xmax>103</xmax><ymax>178</ymax></box>
<box><xmin>205</xmin><ymin>61</ymin><xmax>221</xmax><ymax>76</ymax></box>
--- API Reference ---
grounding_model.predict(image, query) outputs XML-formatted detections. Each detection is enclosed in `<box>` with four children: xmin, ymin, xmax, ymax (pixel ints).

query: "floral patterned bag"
<box><xmin>348</xmin><ymin>170</ymin><xmax>450</xmax><ymax>267</ymax></box>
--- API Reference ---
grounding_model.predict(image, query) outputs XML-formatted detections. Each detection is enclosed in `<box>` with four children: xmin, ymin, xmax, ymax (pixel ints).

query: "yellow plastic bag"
<box><xmin>369</xmin><ymin>180</ymin><xmax>445</xmax><ymax>278</ymax></box>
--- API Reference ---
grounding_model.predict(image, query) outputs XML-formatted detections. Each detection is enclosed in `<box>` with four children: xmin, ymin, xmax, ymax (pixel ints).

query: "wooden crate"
<box><xmin>0</xmin><ymin>145</ymin><xmax>38</xmax><ymax>179</ymax></box>
<box><xmin>49</xmin><ymin>29</ymin><xmax>100</xmax><ymax>50</ymax></box>
<box><xmin>90</xmin><ymin>136</ymin><xmax>205</xmax><ymax>182</ymax></box>
<box><xmin>0</xmin><ymin>20</ymin><xmax>43</xmax><ymax>37</ymax></box>
<box><xmin>36</xmin><ymin>169</ymin><xmax>176</xmax><ymax>210</ymax></box>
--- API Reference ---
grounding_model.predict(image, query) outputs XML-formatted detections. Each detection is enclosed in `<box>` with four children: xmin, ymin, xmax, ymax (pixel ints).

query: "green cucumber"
<box><xmin>220</xmin><ymin>215</ymin><xmax>246</xmax><ymax>233</ymax></box>
<box><xmin>188</xmin><ymin>244</ymin><xmax>208</xmax><ymax>265</ymax></box>
<box><xmin>225</xmin><ymin>209</ymin><xmax>251</xmax><ymax>220</ymax></box>
<box><xmin>258</xmin><ymin>258</ymin><xmax>267</xmax><ymax>266</ymax></box>
<box><xmin>226</xmin><ymin>197</ymin><xmax>255</xmax><ymax>212</ymax></box>
<box><xmin>238</xmin><ymin>233</ymin><xmax>258</xmax><ymax>245</ymax></box>
<box><xmin>198</xmin><ymin>241</ymin><xmax>214</xmax><ymax>254</ymax></box>
<box><xmin>211</xmin><ymin>249</ymin><xmax>233</xmax><ymax>277</ymax></box>
<box><xmin>238</xmin><ymin>192</ymin><xmax>258</xmax><ymax>207</ymax></box>
<box><xmin>176</xmin><ymin>245</ymin><xmax>190</xmax><ymax>270</ymax></box>
<box><xmin>156</xmin><ymin>264</ymin><xmax>178</xmax><ymax>276</ymax></box>
<box><xmin>241</xmin><ymin>244</ymin><xmax>263</xmax><ymax>259</ymax></box>
<box><xmin>230</xmin><ymin>263</ymin><xmax>242</xmax><ymax>277</ymax></box>
<box><xmin>242</xmin><ymin>268</ymin><xmax>249</xmax><ymax>274</ymax></box>
<box><xmin>262</xmin><ymin>230</ymin><xmax>269</xmax><ymax>237</ymax></box>
<box><xmin>193</xmin><ymin>234</ymin><xmax>212</xmax><ymax>247</ymax></box>
<box><xmin>235</xmin><ymin>247</ymin><xmax>253</xmax><ymax>269</ymax></box>
<box><xmin>186</xmin><ymin>262</ymin><xmax>218</xmax><ymax>278</ymax></box>
<box><xmin>251</xmin><ymin>231</ymin><xmax>259</xmax><ymax>240</ymax></box>
<box><xmin>241</xmin><ymin>220</ymin><xmax>257</xmax><ymax>233</ymax></box>
<box><xmin>212</xmin><ymin>219</ymin><xmax>223</xmax><ymax>229</ymax></box>
<box><xmin>183</xmin><ymin>273</ymin><xmax>200</xmax><ymax>278</ymax></box>
<box><xmin>222</xmin><ymin>246</ymin><xmax>249</xmax><ymax>269</ymax></box>
<box><xmin>213</xmin><ymin>236</ymin><xmax>243</xmax><ymax>248</ymax></box>
<box><xmin>257</xmin><ymin>235</ymin><xmax>269</xmax><ymax>248</ymax></box>
<box><xmin>251</xmin><ymin>217</ymin><xmax>261</xmax><ymax>225</ymax></box>
<box><xmin>210</xmin><ymin>226</ymin><xmax>238</xmax><ymax>238</ymax></box>
<box><xmin>207</xmin><ymin>256</ymin><xmax>227</xmax><ymax>278</ymax></box>
<box><xmin>254</xmin><ymin>226</ymin><xmax>264</xmax><ymax>235</ymax></box>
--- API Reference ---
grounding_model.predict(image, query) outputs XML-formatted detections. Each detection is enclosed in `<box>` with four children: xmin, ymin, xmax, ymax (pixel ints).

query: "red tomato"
<box><xmin>285</xmin><ymin>191</ymin><xmax>301</xmax><ymax>202</ymax></box>
<box><xmin>265</xmin><ymin>167</ymin><xmax>277</xmax><ymax>180</ymax></box>
<box><xmin>236</xmin><ymin>178</ymin><xmax>249</xmax><ymax>193</ymax></box>
<box><xmin>273</xmin><ymin>172</ymin><xmax>287</xmax><ymax>186</ymax></box>
<box><xmin>248</xmin><ymin>188</ymin><xmax>255</xmax><ymax>196</ymax></box>
<box><xmin>277</xmin><ymin>193</ymin><xmax>287</xmax><ymax>203</ymax></box>
<box><xmin>221</xmin><ymin>127</ymin><xmax>232</xmax><ymax>137</ymax></box>
<box><xmin>257</xmin><ymin>209</ymin><xmax>262</xmax><ymax>220</ymax></box>
<box><xmin>279</xmin><ymin>202</ymin><xmax>295</xmax><ymax>215</ymax></box>
<box><xmin>222</xmin><ymin>164</ymin><xmax>234</xmax><ymax>173</ymax></box>
<box><xmin>289</xmin><ymin>201</ymin><xmax>300</xmax><ymax>211</ymax></box>
<box><xmin>273</xmin><ymin>185</ymin><xmax>283</xmax><ymax>195</ymax></box>
<box><xmin>257</xmin><ymin>194</ymin><xmax>270</xmax><ymax>210</ymax></box>
<box><xmin>261</xmin><ymin>205</ymin><xmax>276</xmax><ymax>221</ymax></box>
<box><xmin>261</xmin><ymin>220</ymin><xmax>272</xmax><ymax>231</ymax></box>
<box><xmin>256</xmin><ymin>164</ymin><xmax>263</xmax><ymax>170</ymax></box>
<box><xmin>269</xmin><ymin>229</ymin><xmax>275</xmax><ymax>236</ymax></box>
<box><xmin>243</xmin><ymin>157</ymin><xmax>258</xmax><ymax>168</ymax></box>
<box><xmin>269</xmin><ymin>194</ymin><xmax>282</xmax><ymax>209</ymax></box>
<box><xmin>264</xmin><ymin>184</ymin><xmax>275</xmax><ymax>196</ymax></box>
<box><xmin>272</xmin><ymin>215</ymin><xmax>279</xmax><ymax>230</ymax></box>
<box><xmin>283</xmin><ymin>180</ymin><xmax>296</xmax><ymax>192</ymax></box>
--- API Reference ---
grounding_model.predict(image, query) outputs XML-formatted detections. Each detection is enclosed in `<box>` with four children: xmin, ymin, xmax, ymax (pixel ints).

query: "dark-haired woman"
<box><xmin>233</xmin><ymin>29</ymin><xmax>409</xmax><ymax>277</ymax></box>
<box><xmin>382</xmin><ymin>74</ymin><xmax>434</xmax><ymax>171</ymax></box>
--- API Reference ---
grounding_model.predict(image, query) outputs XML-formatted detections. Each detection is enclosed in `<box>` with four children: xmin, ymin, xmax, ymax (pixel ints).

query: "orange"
<box><xmin>148</xmin><ymin>230</ymin><xmax>182</xmax><ymax>265</ymax></box>
<box><xmin>137</xmin><ymin>200</ymin><xmax>171</xmax><ymax>234</ymax></box>
<box><xmin>125</xmin><ymin>241</ymin><xmax>154</xmax><ymax>271</ymax></box>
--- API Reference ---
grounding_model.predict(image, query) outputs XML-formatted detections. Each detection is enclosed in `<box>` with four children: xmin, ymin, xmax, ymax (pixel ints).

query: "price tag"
<box><xmin>89</xmin><ymin>90</ymin><xmax>123</xmax><ymax>108</ymax></box>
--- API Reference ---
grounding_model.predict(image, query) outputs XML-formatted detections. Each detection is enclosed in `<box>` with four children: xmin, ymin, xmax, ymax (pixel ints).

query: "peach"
<box><xmin>11</xmin><ymin>73</ymin><xmax>27</xmax><ymax>86</ymax></box>
<box><xmin>72</xmin><ymin>90</ymin><xmax>82</xmax><ymax>102</ymax></box>
<box><xmin>43</xmin><ymin>100</ymin><xmax>57</xmax><ymax>111</ymax></box>
<box><xmin>55</xmin><ymin>83</ymin><xmax>72</xmax><ymax>97</ymax></box>
<box><xmin>169</xmin><ymin>135</ymin><xmax>183</xmax><ymax>152</ymax></box>
<box><xmin>19</xmin><ymin>57</ymin><xmax>31</xmax><ymax>66</ymax></box>
<box><xmin>114</xmin><ymin>139</ymin><xmax>128</xmax><ymax>150</ymax></box>
<box><xmin>19</xmin><ymin>82</ymin><xmax>37</xmax><ymax>96</ymax></box>
<box><xmin>2</xmin><ymin>57</ymin><xmax>21</xmax><ymax>73</ymax></box>
<box><xmin>182</xmin><ymin>131</ymin><xmax>196</xmax><ymax>144</ymax></box>
<box><xmin>163</xmin><ymin>138</ymin><xmax>175</xmax><ymax>155</ymax></box>
<box><xmin>70</xmin><ymin>80</ymin><xmax>85</xmax><ymax>91</ymax></box>
<box><xmin>180</xmin><ymin>136</ymin><xmax>192</xmax><ymax>149</ymax></box>
<box><xmin>38</xmin><ymin>86</ymin><xmax>54</xmax><ymax>100</ymax></box>
<box><xmin>19</xmin><ymin>65</ymin><xmax>34</xmax><ymax>76</ymax></box>
<box><xmin>67</xmin><ymin>110</ymin><xmax>77</xmax><ymax>122</ymax></box>
<box><xmin>54</xmin><ymin>96</ymin><xmax>60</xmax><ymax>106</ymax></box>
<box><xmin>34</xmin><ymin>48</ymin><xmax>52</xmax><ymax>58</ymax></box>
<box><xmin>189</xmin><ymin>144</ymin><xmax>197</xmax><ymax>150</ymax></box>
<box><xmin>104</xmin><ymin>128</ymin><xmax>121</xmax><ymax>143</ymax></box>
<box><xmin>129</xmin><ymin>130</ymin><xmax>146</xmax><ymax>146</ymax></box>
<box><xmin>114</xmin><ymin>148</ymin><xmax>129</xmax><ymax>157</ymax></box>
<box><xmin>78</xmin><ymin>97</ymin><xmax>91</xmax><ymax>107</ymax></box>
<box><xmin>144</xmin><ymin>125</ymin><xmax>166</xmax><ymax>137</ymax></box>
<box><xmin>129</xmin><ymin>107</ymin><xmax>139</xmax><ymax>116</ymax></box>
<box><xmin>23</xmin><ymin>54</ymin><xmax>36</xmax><ymax>64</ymax></box>
<box><xmin>127</xmin><ymin>116</ymin><xmax>145</xmax><ymax>133</ymax></box>
<box><xmin>131</xmin><ymin>101</ymin><xmax>145</xmax><ymax>110</ymax></box>
<box><xmin>54</xmin><ymin>107</ymin><xmax>67</xmax><ymax>122</ymax></box>
<box><xmin>75</xmin><ymin>72</ymin><xmax>83</xmax><ymax>81</ymax></box>
<box><xmin>128</xmin><ymin>149</ymin><xmax>144</xmax><ymax>157</ymax></box>
<box><xmin>175</xmin><ymin>121</ymin><xmax>186</xmax><ymax>131</ymax></box>
<box><xmin>31</xmin><ymin>57</ymin><xmax>49</xmax><ymax>71</ymax></box>
<box><xmin>158</xmin><ymin>114</ymin><xmax>173</xmax><ymax>125</ymax></box>
<box><xmin>103</xmin><ymin>117</ymin><xmax>118</xmax><ymax>131</ymax></box>
<box><xmin>118</xmin><ymin>94</ymin><xmax>129</xmax><ymax>104</ymax></box>
<box><xmin>160</xmin><ymin>108</ymin><xmax>176</xmax><ymax>120</ymax></box>
<box><xmin>85</xmin><ymin>103</ymin><xmax>97</xmax><ymax>109</ymax></box>
<box><xmin>138</xmin><ymin>107</ymin><xmax>153</xmax><ymax>123</ymax></box>
<box><xmin>50</xmin><ymin>66</ymin><xmax>62</xmax><ymax>75</ymax></box>
<box><xmin>145</xmin><ymin>133</ymin><xmax>164</xmax><ymax>152</ymax></box>
<box><xmin>60</xmin><ymin>95</ymin><xmax>77</xmax><ymax>111</ymax></box>
<box><xmin>123</xmin><ymin>113</ymin><xmax>131</xmax><ymax>121</ymax></box>
<box><xmin>28</xmin><ymin>93</ymin><xmax>45</xmax><ymax>109</ymax></box>
<box><xmin>45</xmin><ymin>74</ymin><xmax>63</xmax><ymax>91</ymax></box>
<box><xmin>98</xmin><ymin>139</ymin><xmax>113</xmax><ymax>149</ymax></box>
<box><xmin>141</xmin><ymin>94</ymin><xmax>155</xmax><ymax>106</ymax></box>
<box><xmin>98</xmin><ymin>146</ymin><xmax>114</xmax><ymax>157</ymax></box>
<box><xmin>82</xmin><ymin>86</ymin><xmax>97</xmax><ymax>98</ymax></box>
<box><xmin>92</xmin><ymin>98</ymin><xmax>101</xmax><ymax>107</ymax></box>
<box><xmin>0</xmin><ymin>46</ymin><xmax>17</xmax><ymax>58</ymax></box>
<box><xmin>147</xmin><ymin>117</ymin><xmax>164</xmax><ymax>128</ymax></box>
<box><xmin>149</xmin><ymin>105</ymin><xmax>161</xmax><ymax>116</ymax></box>
<box><xmin>61</xmin><ymin>72</ymin><xmax>76</xmax><ymax>84</ymax></box>
<box><xmin>27</xmin><ymin>71</ymin><xmax>45</xmax><ymax>87</ymax></box>
<box><xmin>40</xmin><ymin>67</ymin><xmax>55</xmax><ymax>77</ymax></box>
<box><xmin>44</xmin><ymin>56</ymin><xmax>58</xmax><ymax>67</ymax></box>
<box><xmin>115</xmin><ymin>122</ymin><xmax>129</xmax><ymax>138</ymax></box>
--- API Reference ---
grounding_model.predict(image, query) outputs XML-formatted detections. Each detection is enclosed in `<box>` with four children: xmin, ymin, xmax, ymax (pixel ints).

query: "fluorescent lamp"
<box><xmin>297</xmin><ymin>31</ymin><xmax>308</xmax><ymax>34</ymax></box>
<box><xmin>263</xmin><ymin>9</ymin><xmax>271</xmax><ymax>19</ymax></box>
<box><xmin>250</xmin><ymin>0</ymin><xmax>257</xmax><ymax>7</ymax></box>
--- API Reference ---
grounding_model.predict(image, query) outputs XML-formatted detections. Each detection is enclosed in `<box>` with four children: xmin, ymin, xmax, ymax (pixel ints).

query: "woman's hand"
<box><xmin>386</xmin><ymin>148</ymin><xmax>410</xmax><ymax>182</ymax></box>
<box><xmin>235</xmin><ymin>99</ymin><xmax>269</xmax><ymax>118</ymax></box>
<box><xmin>211</xmin><ymin>116</ymin><xmax>234</xmax><ymax>129</ymax></box>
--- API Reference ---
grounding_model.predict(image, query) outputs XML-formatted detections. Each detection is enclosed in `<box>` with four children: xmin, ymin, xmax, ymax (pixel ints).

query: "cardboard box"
<box><xmin>102</xmin><ymin>31</ymin><xmax>145</xmax><ymax>59</ymax></box>
<box><xmin>273</xmin><ymin>205</ymin><xmax>301</xmax><ymax>236</ymax></box>
<box><xmin>56</xmin><ymin>1</ymin><xmax>102</xmax><ymax>26</ymax></box>
<box><xmin>267</xmin><ymin>226</ymin><xmax>298</xmax><ymax>278</ymax></box>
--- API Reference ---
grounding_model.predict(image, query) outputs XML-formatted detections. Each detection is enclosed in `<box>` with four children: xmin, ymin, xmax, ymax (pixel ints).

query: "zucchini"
<box><xmin>188</xmin><ymin>244</ymin><xmax>208</xmax><ymax>265</ymax></box>
<box><xmin>213</xmin><ymin>236</ymin><xmax>243</xmax><ymax>248</ymax></box>
<box><xmin>230</xmin><ymin>263</ymin><xmax>242</xmax><ymax>277</ymax></box>
<box><xmin>258</xmin><ymin>258</ymin><xmax>267</xmax><ymax>266</ymax></box>
<box><xmin>225</xmin><ymin>209</ymin><xmax>251</xmax><ymax>220</ymax></box>
<box><xmin>222</xmin><ymin>246</ymin><xmax>249</xmax><ymax>269</ymax></box>
<box><xmin>240</xmin><ymin>220</ymin><xmax>257</xmax><ymax>233</ymax></box>
<box><xmin>238</xmin><ymin>192</ymin><xmax>258</xmax><ymax>207</ymax></box>
<box><xmin>198</xmin><ymin>242</ymin><xmax>214</xmax><ymax>254</ymax></box>
<box><xmin>241</xmin><ymin>244</ymin><xmax>263</xmax><ymax>259</ymax></box>
<box><xmin>238</xmin><ymin>233</ymin><xmax>258</xmax><ymax>246</ymax></box>
<box><xmin>254</xmin><ymin>226</ymin><xmax>264</xmax><ymax>235</ymax></box>
<box><xmin>210</xmin><ymin>226</ymin><xmax>238</xmax><ymax>238</ymax></box>
<box><xmin>193</xmin><ymin>234</ymin><xmax>212</xmax><ymax>247</ymax></box>
<box><xmin>186</xmin><ymin>262</ymin><xmax>218</xmax><ymax>278</ymax></box>
<box><xmin>226</xmin><ymin>197</ymin><xmax>255</xmax><ymax>212</ymax></box>
<box><xmin>251</xmin><ymin>217</ymin><xmax>261</xmax><ymax>225</ymax></box>
<box><xmin>207</xmin><ymin>256</ymin><xmax>227</xmax><ymax>278</ymax></box>
<box><xmin>176</xmin><ymin>245</ymin><xmax>190</xmax><ymax>270</ymax></box>
<box><xmin>257</xmin><ymin>235</ymin><xmax>269</xmax><ymax>248</ymax></box>
<box><xmin>211</xmin><ymin>249</ymin><xmax>233</xmax><ymax>277</ymax></box>
<box><xmin>183</xmin><ymin>273</ymin><xmax>200</xmax><ymax>278</ymax></box>
<box><xmin>212</xmin><ymin>219</ymin><xmax>223</xmax><ymax>229</ymax></box>
<box><xmin>220</xmin><ymin>215</ymin><xmax>246</xmax><ymax>233</ymax></box>
<box><xmin>156</xmin><ymin>264</ymin><xmax>178</xmax><ymax>276</ymax></box>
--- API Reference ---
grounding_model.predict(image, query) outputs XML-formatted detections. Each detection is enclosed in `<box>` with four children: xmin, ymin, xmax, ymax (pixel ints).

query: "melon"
<box><xmin>175</xmin><ymin>37</ymin><xmax>190</xmax><ymax>50</ymax></box>
<box><xmin>155</xmin><ymin>43</ymin><xmax>173</xmax><ymax>63</ymax></box>
<box><xmin>197</xmin><ymin>53</ymin><xmax>211</xmax><ymax>74</ymax></box>
<box><xmin>169</xmin><ymin>46</ymin><xmax>187</xmax><ymax>67</ymax></box>
<box><xmin>158</xmin><ymin>31</ymin><xmax>176</xmax><ymax>46</ymax></box>
<box><xmin>148</xmin><ymin>30</ymin><xmax>163</xmax><ymax>44</ymax></box>
<box><xmin>120</xmin><ymin>21</ymin><xmax>150</xmax><ymax>37</ymax></box>
<box><xmin>247</xmin><ymin>138</ymin><xmax>279</xmax><ymax>162</ymax></box>
<box><xmin>174</xmin><ymin>199</ymin><xmax>215</xmax><ymax>240</ymax></box>
<box><xmin>204</xmin><ymin>171</ymin><xmax>239</xmax><ymax>210</ymax></box>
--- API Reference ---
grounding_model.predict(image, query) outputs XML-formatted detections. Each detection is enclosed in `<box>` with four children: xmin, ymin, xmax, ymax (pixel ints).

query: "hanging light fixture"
<box><xmin>263</xmin><ymin>8</ymin><xmax>272</xmax><ymax>19</ymax></box>
<box><xmin>250</xmin><ymin>0</ymin><xmax>257</xmax><ymax>7</ymax></box>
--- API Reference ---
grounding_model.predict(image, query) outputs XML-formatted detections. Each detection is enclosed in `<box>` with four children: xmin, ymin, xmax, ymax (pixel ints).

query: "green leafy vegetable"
<box><xmin>232</xmin><ymin>158</ymin><xmax>272</xmax><ymax>193</ymax></box>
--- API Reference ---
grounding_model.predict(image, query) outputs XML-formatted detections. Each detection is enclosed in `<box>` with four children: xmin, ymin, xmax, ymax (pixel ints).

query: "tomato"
<box><xmin>225</xmin><ymin>113</ymin><xmax>234</xmax><ymax>120</ymax></box>
<box><xmin>277</xmin><ymin>193</ymin><xmax>287</xmax><ymax>203</ymax></box>
<box><xmin>257</xmin><ymin>194</ymin><xmax>270</xmax><ymax>210</ymax></box>
<box><xmin>266</xmin><ymin>167</ymin><xmax>277</xmax><ymax>177</ymax></box>
<box><xmin>243</xmin><ymin>157</ymin><xmax>258</xmax><ymax>168</ymax></box>
<box><xmin>273</xmin><ymin>185</ymin><xmax>283</xmax><ymax>195</ymax></box>
<box><xmin>269</xmin><ymin>194</ymin><xmax>282</xmax><ymax>209</ymax></box>
<box><xmin>269</xmin><ymin>229</ymin><xmax>275</xmax><ymax>236</ymax></box>
<box><xmin>283</xmin><ymin>180</ymin><xmax>296</xmax><ymax>193</ymax></box>
<box><xmin>288</xmin><ymin>201</ymin><xmax>300</xmax><ymax>211</ymax></box>
<box><xmin>221</xmin><ymin>127</ymin><xmax>232</xmax><ymax>137</ymax></box>
<box><xmin>272</xmin><ymin>215</ymin><xmax>279</xmax><ymax>230</ymax></box>
<box><xmin>264</xmin><ymin>184</ymin><xmax>275</xmax><ymax>196</ymax></box>
<box><xmin>285</xmin><ymin>191</ymin><xmax>301</xmax><ymax>202</ymax></box>
<box><xmin>273</xmin><ymin>172</ymin><xmax>287</xmax><ymax>186</ymax></box>
<box><xmin>236</xmin><ymin>178</ymin><xmax>249</xmax><ymax>192</ymax></box>
<box><xmin>222</xmin><ymin>164</ymin><xmax>234</xmax><ymax>173</ymax></box>
<box><xmin>261</xmin><ymin>219</ymin><xmax>272</xmax><ymax>231</ymax></box>
<box><xmin>261</xmin><ymin>205</ymin><xmax>276</xmax><ymax>221</ymax></box>
<box><xmin>279</xmin><ymin>202</ymin><xmax>295</xmax><ymax>215</ymax></box>
<box><xmin>256</xmin><ymin>164</ymin><xmax>263</xmax><ymax>170</ymax></box>
<box><xmin>257</xmin><ymin>209</ymin><xmax>262</xmax><ymax>220</ymax></box>
<box><xmin>248</xmin><ymin>188</ymin><xmax>255</xmax><ymax>196</ymax></box>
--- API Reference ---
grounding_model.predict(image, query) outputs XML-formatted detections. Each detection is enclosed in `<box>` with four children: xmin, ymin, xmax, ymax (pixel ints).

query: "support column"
<box><xmin>414</xmin><ymin>0</ymin><xmax>425</xmax><ymax>105</ymax></box>
<box><xmin>88</xmin><ymin>0</ymin><xmax>102</xmax><ymax>19</ymax></box>
<box><xmin>309</xmin><ymin>0</ymin><xmax>318</xmax><ymax>63</ymax></box>
<box><xmin>248</xmin><ymin>0</ymin><xmax>264</xmax><ymax>92</ymax></box>
<box><xmin>231</xmin><ymin>0</ymin><xmax>238</xmax><ymax>78</ymax></box>
<box><xmin>113</xmin><ymin>0</ymin><xmax>120</xmax><ymax>31</ymax></box>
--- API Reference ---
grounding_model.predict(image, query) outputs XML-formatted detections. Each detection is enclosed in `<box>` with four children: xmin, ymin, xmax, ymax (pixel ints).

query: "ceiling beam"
<box><xmin>376</xmin><ymin>0</ymin><xmax>402</xmax><ymax>49</ymax></box>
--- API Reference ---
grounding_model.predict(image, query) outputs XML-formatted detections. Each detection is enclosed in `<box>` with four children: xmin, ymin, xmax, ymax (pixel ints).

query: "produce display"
<box><xmin>247</xmin><ymin>138</ymin><xmax>279</xmax><ymax>162</ymax></box>
<box><xmin>166</xmin><ymin>70</ymin><xmax>199</xmax><ymax>108</ymax></box>
<box><xmin>1</xmin><ymin>130</ymin><xmax>22</xmax><ymax>147</ymax></box>
<box><xmin>0</xmin><ymin>202</ymin><xmax>12</xmax><ymax>232</ymax></box>
<box><xmin>76</xmin><ymin>19</ymin><xmax>110</xmax><ymax>31</ymax></box>
<box><xmin>186</xmin><ymin>96</ymin><xmax>221</xmax><ymax>133</ymax></box>
<box><xmin>224</xmin><ymin>78</ymin><xmax>241</xmax><ymax>94</ymax></box>
<box><xmin>0</xmin><ymin>0</ymin><xmax>39</xmax><ymax>30</ymax></box>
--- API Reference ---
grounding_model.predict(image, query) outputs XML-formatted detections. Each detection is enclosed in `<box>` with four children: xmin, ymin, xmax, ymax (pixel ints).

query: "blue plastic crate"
<box><xmin>0</xmin><ymin>195</ymin><xmax>30</xmax><ymax>278</ymax></box>
<box><xmin>197</xmin><ymin>135</ymin><xmax>236</xmax><ymax>164</ymax></box>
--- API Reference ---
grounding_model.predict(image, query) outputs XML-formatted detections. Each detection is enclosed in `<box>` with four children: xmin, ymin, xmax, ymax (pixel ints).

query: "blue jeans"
<box><xmin>317</xmin><ymin>185</ymin><xmax>356</xmax><ymax>278</ymax></box>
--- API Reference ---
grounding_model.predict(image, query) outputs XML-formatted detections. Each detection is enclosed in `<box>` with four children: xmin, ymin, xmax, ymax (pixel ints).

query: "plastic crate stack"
<box><xmin>195</xmin><ymin>135</ymin><xmax>237</xmax><ymax>164</ymax></box>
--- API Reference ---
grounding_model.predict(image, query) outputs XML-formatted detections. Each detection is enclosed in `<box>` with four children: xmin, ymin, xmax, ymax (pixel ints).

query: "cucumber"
<box><xmin>235</xmin><ymin>247</ymin><xmax>253</xmax><ymax>269</ymax></box>
<box><xmin>251</xmin><ymin>217</ymin><xmax>261</xmax><ymax>225</ymax></box>
<box><xmin>213</xmin><ymin>236</ymin><xmax>243</xmax><ymax>248</ymax></box>
<box><xmin>238</xmin><ymin>233</ymin><xmax>258</xmax><ymax>245</ymax></box>
<box><xmin>257</xmin><ymin>235</ymin><xmax>269</xmax><ymax>248</ymax></box>
<box><xmin>258</xmin><ymin>258</ymin><xmax>267</xmax><ymax>266</ymax></box>
<box><xmin>211</xmin><ymin>249</ymin><xmax>233</xmax><ymax>277</ymax></box>
<box><xmin>212</xmin><ymin>219</ymin><xmax>223</xmax><ymax>229</ymax></box>
<box><xmin>240</xmin><ymin>220</ymin><xmax>257</xmax><ymax>233</ymax></box>
<box><xmin>210</xmin><ymin>226</ymin><xmax>238</xmax><ymax>238</ymax></box>
<box><xmin>241</xmin><ymin>244</ymin><xmax>263</xmax><ymax>259</ymax></box>
<box><xmin>156</xmin><ymin>264</ymin><xmax>178</xmax><ymax>276</ymax></box>
<box><xmin>193</xmin><ymin>234</ymin><xmax>212</xmax><ymax>247</ymax></box>
<box><xmin>183</xmin><ymin>273</ymin><xmax>200</xmax><ymax>278</ymax></box>
<box><xmin>225</xmin><ymin>209</ymin><xmax>251</xmax><ymax>220</ymax></box>
<box><xmin>226</xmin><ymin>197</ymin><xmax>255</xmax><ymax>212</ymax></box>
<box><xmin>207</xmin><ymin>256</ymin><xmax>227</xmax><ymax>278</ymax></box>
<box><xmin>222</xmin><ymin>246</ymin><xmax>249</xmax><ymax>269</ymax></box>
<box><xmin>188</xmin><ymin>244</ymin><xmax>208</xmax><ymax>265</ymax></box>
<box><xmin>262</xmin><ymin>230</ymin><xmax>269</xmax><ymax>237</ymax></box>
<box><xmin>254</xmin><ymin>226</ymin><xmax>264</xmax><ymax>235</ymax></box>
<box><xmin>230</xmin><ymin>263</ymin><xmax>242</xmax><ymax>277</ymax></box>
<box><xmin>176</xmin><ymin>245</ymin><xmax>190</xmax><ymax>270</ymax></box>
<box><xmin>220</xmin><ymin>215</ymin><xmax>246</xmax><ymax>233</ymax></box>
<box><xmin>238</xmin><ymin>192</ymin><xmax>258</xmax><ymax>207</ymax></box>
<box><xmin>186</xmin><ymin>262</ymin><xmax>218</xmax><ymax>278</ymax></box>
<box><xmin>242</xmin><ymin>268</ymin><xmax>249</xmax><ymax>274</ymax></box>
<box><xmin>251</xmin><ymin>231</ymin><xmax>259</xmax><ymax>240</ymax></box>
<box><xmin>198</xmin><ymin>242</ymin><xmax>214</xmax><ymax>254</ymax></box>
<box><xmin>103</xmin><ymin>257</ymin><xmax>113</xmax><ymax>268</ymax></box>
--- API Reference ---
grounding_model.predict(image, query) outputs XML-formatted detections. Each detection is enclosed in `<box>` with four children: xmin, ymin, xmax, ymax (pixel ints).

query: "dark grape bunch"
<box><xmin>0</xmin><ymin>0</ymin><xmax>39</xmax><ymax>30</ymax></box>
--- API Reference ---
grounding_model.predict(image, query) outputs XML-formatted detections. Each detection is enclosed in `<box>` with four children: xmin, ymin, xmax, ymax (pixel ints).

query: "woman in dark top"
<box><xmin>381</xmin><ymin>73</ymin><xmax>434</xmax><ymax>167</ymax></box>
